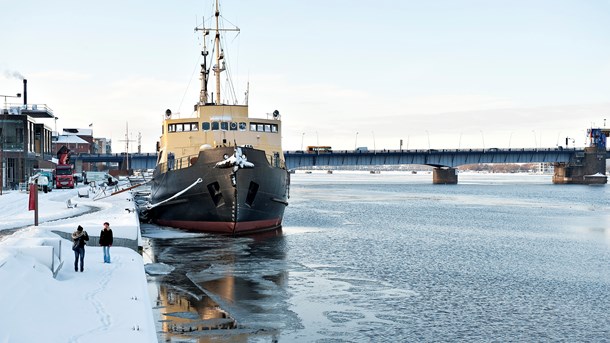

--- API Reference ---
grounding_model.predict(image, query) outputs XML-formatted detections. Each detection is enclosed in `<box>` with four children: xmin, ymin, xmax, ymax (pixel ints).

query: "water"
<box><xmin>143</xmin><ymin>171</ymin><xmax>610</xmax><ymax>342</ymax></box>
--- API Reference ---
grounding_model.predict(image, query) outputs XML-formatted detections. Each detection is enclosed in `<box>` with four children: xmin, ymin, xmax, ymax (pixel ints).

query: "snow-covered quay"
<box><xmin>0</xmin><ymin>185</ymin><xmax>156</xmax><ymax>343</ymax></box>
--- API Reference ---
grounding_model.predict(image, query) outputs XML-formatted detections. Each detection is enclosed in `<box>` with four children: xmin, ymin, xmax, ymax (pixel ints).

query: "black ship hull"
<box><xmin>147</xmin><ymin>146</ymin><xmax>289</xmax><ymax>235</ymax></box>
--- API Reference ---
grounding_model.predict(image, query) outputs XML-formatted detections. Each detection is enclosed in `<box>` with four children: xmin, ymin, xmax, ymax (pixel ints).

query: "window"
<box><xmin>202</xmin><ymin>122</ymin><xmax>210</xmax><ymax>131</ymax></box>
<box><xmin>239</xmin><ymin>122</ymin><xmax>247</xmax><ymax>131</ymax></box>
<box><xmin>176</xmin><ymin>124</ymin><xmax>183</xmax><ymax>132</ymax></box>
<box><xmin>221</xmin><ymin>122</ymin><xmax>228</xmax><ymax>131</ymax></box>
<box><xmin>230</xmin><ymin>122</ymin><xmax>238</xmax><ymax>131</ymax></box>
<box><xmin>212</xmin><ymin>122</ymin><xmax>220</xmax><ymax>130</ymax></box>
<box><xmin>249</xmin><ymin>122</ymin><xmax>279</xmax><ymax>133</ymax></box>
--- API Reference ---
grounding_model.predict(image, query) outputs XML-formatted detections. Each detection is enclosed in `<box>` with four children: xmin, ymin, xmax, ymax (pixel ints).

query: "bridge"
<box><xmin>284</xmin><ymin>147</ymin><xmax>582</xmax><ymax>169</ymax></box>
<box><xmin>75</xmin><ymin>145</ymin><xmax>609</xmax><ymax>185</ymax></box>
<box><xmin>284</xmin><ymin>147</ymin><xmax>609</xmax><ymax>184</ymax></box>
<box><xmin>73</xmin><ymin>153</ymin><xmax>158</xmax><ymax>171</ymax></box>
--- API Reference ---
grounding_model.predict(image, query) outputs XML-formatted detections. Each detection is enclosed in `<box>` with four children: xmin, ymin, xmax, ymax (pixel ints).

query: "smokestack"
<box><xmin>23</xmin><ymin>79</ymin><xmax>27</xmax><ymax>106</ymax></box>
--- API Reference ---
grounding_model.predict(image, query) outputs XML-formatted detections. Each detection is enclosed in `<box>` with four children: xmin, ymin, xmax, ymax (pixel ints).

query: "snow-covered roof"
<box><xmin>55</xmin><ymin>135</ymin><xmax>89</xmax><ymax>144</ymax></box>
<box><xmin>62</xmin><ymin>128</ymin><xmax>93</xmax><ymax>136</ymax></box>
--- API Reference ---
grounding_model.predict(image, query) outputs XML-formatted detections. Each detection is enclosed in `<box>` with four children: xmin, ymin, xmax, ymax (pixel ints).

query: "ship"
<box><xmin>145</xmin><ymin>1</ymin><xmax>290</xmax><ymax>235</ymax></box>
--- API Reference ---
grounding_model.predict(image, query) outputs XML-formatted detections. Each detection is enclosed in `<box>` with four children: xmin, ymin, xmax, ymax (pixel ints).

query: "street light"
<box><xmin>54</xmin><ymin>116</ymin><xmax>59</xmax><ymax>133</ymax></box>
<box><xmin>480</xmin><ymin>130</ymin><xmax>485</xmax><ymax>150</ymax></box>
<box><xmin>354</xmin><ymin>132</ymin><xmax>359</xmax><ymax>149</ymax></box>
<box><xmin>1</xmin><ymin>93</ymin><xmax>21</xmax><ymax>110</ymax></box>
<box><xmin>372</xmin><ymin>131</ymin><xmax>376</xmax><ymax>151</ymax></box>
<box><xmin>300</xmin><ymin>132</ymin><xmax>305</xmax><ymax>150</ymax></box>
<box><xmin>425</xmin><ymin>130</ymin><xmax>431</xmax><ymax>150</ymax></box>
<box><xmin>532</xmin><ymin>130</ymin><xmax>538</xmax><ymax>149</ymax></box>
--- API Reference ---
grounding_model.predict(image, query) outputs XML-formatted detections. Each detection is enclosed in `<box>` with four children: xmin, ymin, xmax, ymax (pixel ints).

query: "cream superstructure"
<box><xmin>157</xmin><ymin>106</ymin><xmax>283</xmax><ymax>167</ymax></box>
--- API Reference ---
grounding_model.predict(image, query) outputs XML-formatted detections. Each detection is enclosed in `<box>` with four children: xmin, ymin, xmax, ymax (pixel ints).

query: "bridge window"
<box><xmin>239</xmin><ymin>122</ymin><xmax>246</xmax><ymax>131</ymax></box>
<box><xmin>167</xmin><ymin>122</ymin><xmax>198</xmax><ymax>133</ymax></box>
<box><xmin>230</xmin><ymin>122</ymin><xmax>238</xmax><ymax>131</ymax></box>
<box><xmin>202</xmin><ymin>122</ymin><xmax>210</xmax><ymax>131</ymax></box>
<box><xmin>212</xmin><ymin>122</ymin><xmax>220</xmax><ymax>130</ymax></box>
<box><xmin>249</xmin><ymin>122</ymin><xmax>278</xmax><ymax>133</ymax></box>
<box><xmin>221</xmin><ymin>122</ymin><xmax>229</xmax><ymax>131</ymax></box>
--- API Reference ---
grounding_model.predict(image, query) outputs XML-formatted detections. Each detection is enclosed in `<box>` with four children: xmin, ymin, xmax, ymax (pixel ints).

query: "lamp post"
<box><xmin>54</xmin><ymin>116</ymin><xmax>59</xmax><ymax>133</ymax></box>
<box><xmin>508</xmin><ymin>131</ymin><xmax>513</xmax><ymax>149</ymax></box>
<box><xmin>425</xmin><ymin>130</ymin><xmax>430</xmax><ymax>150</ymax></box>
<box><xmin>1</xmin><ymin>93</ymin><xmax>21</xmax><ymax>110</ymax></box>
<box><xmin>354</xmin><ymin>132</ymin><xmax>359</xmax><ymax>150</ymax></box>
<box><xmin>372</xmin><ymin>131</ymin><xmax>376</xmax><ymax>151</ymax></box>
<box><xmin>300</xmin><ymin>132</ymin><xmax>305</xmax><ymax>150</ymax></box>
<box><xmin>479</xmin><ymin>130</ymin><xmax>485</xmax><ymax>150</ymax></box>
<box><xmin>532</xmin><ymin>130</ymin><xmax>538</xmax><ymax>149</ymax></box>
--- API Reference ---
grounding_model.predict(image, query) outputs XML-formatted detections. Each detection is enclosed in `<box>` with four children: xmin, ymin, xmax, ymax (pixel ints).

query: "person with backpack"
<box><xmin>71</xmin><ymin>225</ymin><xmax>89</xmax><ymax>272</ymax></box>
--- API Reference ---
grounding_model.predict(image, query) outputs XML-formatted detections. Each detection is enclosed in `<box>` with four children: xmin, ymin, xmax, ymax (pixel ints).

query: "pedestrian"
<box><xmin>99</xmin><ymin>221</ymin><xmax>113</xmax><ymax>263</ymax></box>
<box><xmin>72</xmin><ymin>225</ymin><xmax>89</xmax><ymax>272</ymax></box>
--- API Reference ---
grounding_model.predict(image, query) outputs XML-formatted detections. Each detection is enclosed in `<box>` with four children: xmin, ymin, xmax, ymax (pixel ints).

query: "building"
<box><xmin>0</xmin><ymin>103</ymin><xmax>54</xmax><ymax>191</ymax></box>
<box><xmin>52</xmin><ymin>129</ymin><xmax>114</xmax><ymax>172</ymax></box>
<box><xmin>92</xmin><ymin>137</ymin><xmax>113</xmax><ymax>171</ymax></box>
<box><xmin>52</xmin><ymin>128</ymin><xmax>93</xmax><ymax>155</ymax></box>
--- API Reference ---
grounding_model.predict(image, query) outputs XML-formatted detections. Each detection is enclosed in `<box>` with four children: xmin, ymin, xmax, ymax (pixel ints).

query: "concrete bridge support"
<box><xmin>433</xmin><ymin>167</ymin><xmax>458</xmax><ymax>184</ymax></box>
<box><xmin>553</xmin><ymin>146</ymin><xmax>607</xmax><ymax>184</ymax></box>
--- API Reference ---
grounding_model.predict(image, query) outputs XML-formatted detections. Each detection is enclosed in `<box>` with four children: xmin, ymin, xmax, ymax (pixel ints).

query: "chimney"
<box><xmin>23</xmin><ymin>79</ymin><xmax>27</xmax><ymax>106</ymax></box>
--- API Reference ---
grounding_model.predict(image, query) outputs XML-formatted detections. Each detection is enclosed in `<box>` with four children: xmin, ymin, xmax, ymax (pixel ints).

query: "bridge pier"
<box><xmin>433</xmin><ymin>167</ymin><xmax>458</xmax><ymax>184</ymax></box>
<box><xmin>553</xmin><ymin>146</ymin><xmax>608</xmax><ymax>184</ymax></box>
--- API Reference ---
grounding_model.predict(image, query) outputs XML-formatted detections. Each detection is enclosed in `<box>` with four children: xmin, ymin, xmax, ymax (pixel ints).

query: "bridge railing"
<box><xmin>284</xmin><ymin>147</ymin><xmax>578</xmax><ymax>155</ymax></box>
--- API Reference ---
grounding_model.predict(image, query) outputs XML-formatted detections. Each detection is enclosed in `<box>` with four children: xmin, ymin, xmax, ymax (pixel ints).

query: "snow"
<box><xmin>0</xmin><ymin>184</ymin><xmax>156</xmax><ymax>343</ymax></box>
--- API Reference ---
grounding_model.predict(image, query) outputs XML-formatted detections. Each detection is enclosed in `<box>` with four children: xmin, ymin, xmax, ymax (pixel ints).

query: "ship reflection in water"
<box><xmin>142</xmin><ymin>224</ymin><xmax>290</xmax><ymax>342</ymax></box>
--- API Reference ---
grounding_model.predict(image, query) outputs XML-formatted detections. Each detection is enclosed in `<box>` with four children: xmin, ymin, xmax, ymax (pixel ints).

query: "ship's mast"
<box><xmin>214</xmin><ymin>0</ymin><xmax>223</xmax><ymax>105</ymax></box>
<box><xmin>197</xmin><ymin>25</ymin><xmax>210</xmax><ymax>104</ymax></box>
<box><xmin>195</xmin><ymin>0</ymin><xmax>240</xmax><ymax>106</ymax></box>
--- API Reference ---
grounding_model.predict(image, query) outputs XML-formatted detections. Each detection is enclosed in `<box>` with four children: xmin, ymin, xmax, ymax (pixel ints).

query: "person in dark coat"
<box><xmin>99</xmin><ymin>222</ymin><xmax>114</xmax><ymax>263</ymax></box>
<box><xmin>72</xmin><ymin>225</ymin><xmax>89</xmax><ymax>272</ymax></box>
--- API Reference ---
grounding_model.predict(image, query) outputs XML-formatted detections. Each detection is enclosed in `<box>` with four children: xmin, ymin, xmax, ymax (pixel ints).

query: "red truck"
<box><xmin>55</xmin><ymin>146</ymin><xmax>75</xmax><ymax>189</ymax></box>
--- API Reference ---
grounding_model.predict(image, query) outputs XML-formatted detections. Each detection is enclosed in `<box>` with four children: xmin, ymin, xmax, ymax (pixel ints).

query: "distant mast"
<box><xmin>195</xmin><ymin>0</ymin><xmax>240</xmax><ymax>107</ymax></box>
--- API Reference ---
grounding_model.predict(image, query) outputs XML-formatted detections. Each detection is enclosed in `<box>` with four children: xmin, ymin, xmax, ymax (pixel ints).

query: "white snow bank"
<box><xmin>0</xmin><ymin>187</ymin><xmax>156</xmax><ymax>342</ymax></box>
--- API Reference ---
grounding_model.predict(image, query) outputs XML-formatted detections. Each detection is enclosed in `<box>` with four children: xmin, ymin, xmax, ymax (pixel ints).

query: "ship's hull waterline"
<box><xmin>148</xmin><ymin>146</ymin><xmax>290</xmax><ymax>235</ymax></box>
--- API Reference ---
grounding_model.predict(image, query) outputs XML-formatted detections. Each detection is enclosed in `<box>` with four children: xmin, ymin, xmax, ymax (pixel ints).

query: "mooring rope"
<box><xmin>146</xmin><ymin>178</ymin><xmax>203</xmax><ymax>210</ymax></box>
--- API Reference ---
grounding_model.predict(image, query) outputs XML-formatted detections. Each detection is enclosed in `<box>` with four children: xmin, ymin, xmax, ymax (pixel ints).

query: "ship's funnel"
<box><xmin>23</xmin><ymin>79</ymin><xmax>27</xmax><ymax>106</ymax></box>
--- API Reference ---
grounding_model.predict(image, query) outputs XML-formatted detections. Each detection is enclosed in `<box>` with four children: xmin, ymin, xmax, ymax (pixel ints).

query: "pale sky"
<box><xmin>2</xmin><ymin>0</ymin><xmax>610</xmax><ymax>153</ymax></box>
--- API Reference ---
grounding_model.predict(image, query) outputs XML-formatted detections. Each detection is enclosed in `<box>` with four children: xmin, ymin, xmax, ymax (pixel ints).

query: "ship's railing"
<box><xmin>267</xmin><ymin>153</ymin><xmax>286</xmax><ymax>169</ymax></box>
<box><xmin>157</xmin><ymin>153</ymin><xmax>199</xmax><ymax>174</ymax></box>
<box><xmin>157</xmin><ymin>151</ymin><xmax>286</xmax><ymax>173</ymax></box>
